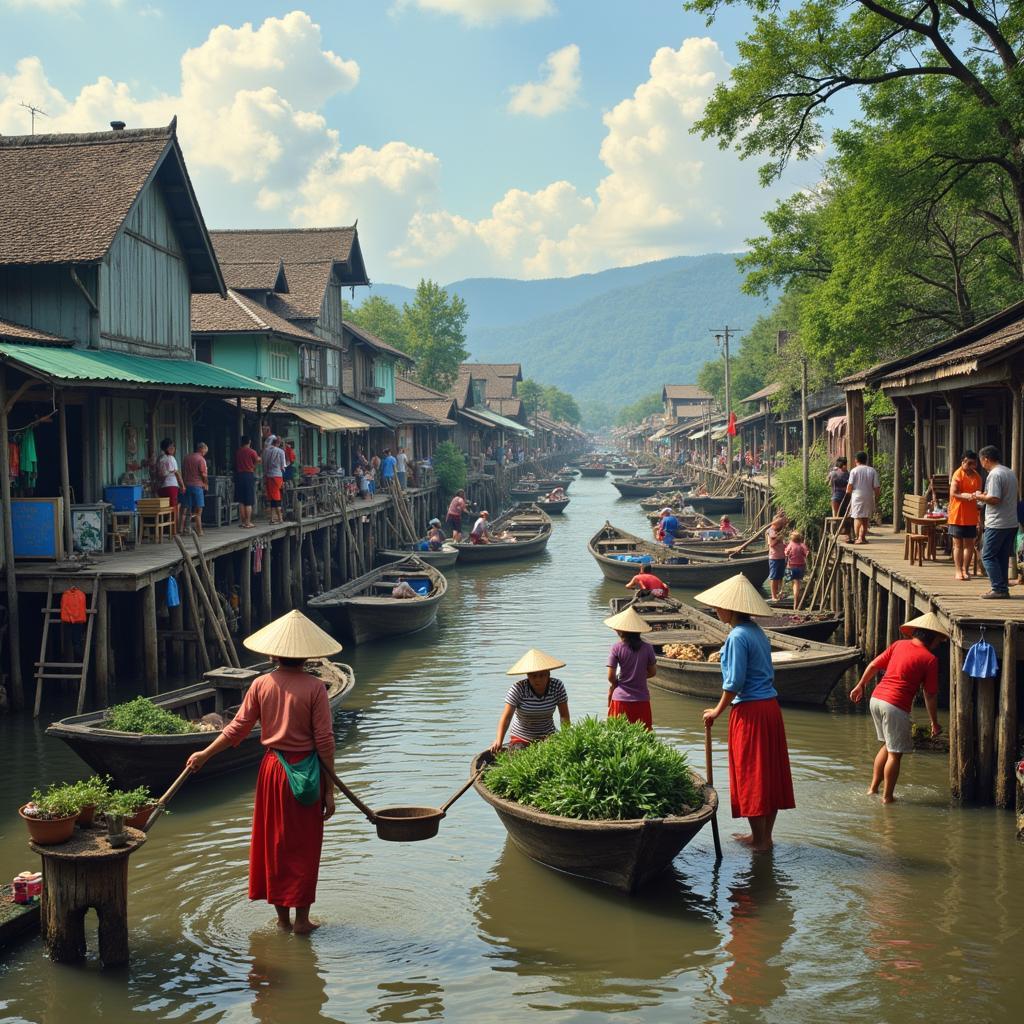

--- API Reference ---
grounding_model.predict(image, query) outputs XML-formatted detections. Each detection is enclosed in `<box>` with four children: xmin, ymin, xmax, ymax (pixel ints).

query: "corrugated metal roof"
<box><xmin>0</xmin><ymin>343</ymin><xmax>286</xmax><ymax>395</ymax></box>
<box><xmin>279</xmin><ymin>403</ymin><xmax>368</xmax><ymax>432</ymax></box>
<box><xmin>468</xmin><ymin>405</ymin><xmax>533</xmax><ymax>436</ymax></box>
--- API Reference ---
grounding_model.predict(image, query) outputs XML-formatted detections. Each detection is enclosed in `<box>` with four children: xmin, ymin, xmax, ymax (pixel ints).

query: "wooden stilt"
<box><xmin>954</xmin><ymin>631</ymin><xmax>976</xmax><ymax>802</ymax></box>
<box><xmin>168</xmin><ymin>581</ymin><xmax>183</xmax><ymax>680</ymax></box>
<box><xmin>280</xmin><ymin>536</ymin><xmax>291</xmax><ymax>611</ymax></box>
<box><xmin>976</xmin><ymin>673</ymin><xmax>997</xmax><ymax>801</ymax></box>
<box><xmin>143</xmin><ymin>582</ymin><xmax>158</xmax><ymax>695</ymax></box>
<box><xmin>261</xmin><ymin>541</ymin><xmax>272</xmax><ymax>621</ymax></box>
<box><xmin>94</xmin><ymin>584</ymin><xmax>109</xmax><ymax>706</ymax></box>
<box><xmin>995</xmin><ymin>621</ymin><xmax>1018</xmax><ymax>808</ymax></box>
<box><xmin>0</xmin><ymin>369</ymin><xmax>24</xmax><ymax>708</ymax></box>
<box><xmin>321</xmin><ymin>527</ymin><xmax>332</xmax><ymax>590</ymax></box>
<box><xmin>240</xmin><ymin>545</ymin><xmax>252</xmax><ymax>635</ymax></box>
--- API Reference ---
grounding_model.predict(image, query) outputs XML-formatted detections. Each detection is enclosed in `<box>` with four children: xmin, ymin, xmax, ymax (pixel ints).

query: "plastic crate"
<box><xmin>103</xmin><ymin>485</ymin><xmax>143</xmax><ymax>511</ymax></box>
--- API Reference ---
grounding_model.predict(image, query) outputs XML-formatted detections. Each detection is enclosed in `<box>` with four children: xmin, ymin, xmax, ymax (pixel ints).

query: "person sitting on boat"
<box><xmin>426</xmin><ymin>518</ymin><xmax>445</xmax><ymax>551</ymax></box>
<box><xmin>849</xmin><ymin>612</ymin><xmax>945</xmax><ymax>804</ymax></box>
<box><xmin>697</xmin><ymin>574</ymin><xmax>796</xmax><ymax>853</ymax></box>
<box><xmin>445</xmin><ymin>490</ymin><xmax>468</xmax><ymax>541</ymax></box>
<box><xmin>491</xmin><ymin>649</ymin><xmax>570</xmax><ymax>752</ymax></box>
<box><xmin>391</xmin><ymin>579</ymin><xmax>419</xmax><ymax>599</ymax></box>
<box><xmin>184</xmin><ymin>611</ymin><xmax>340</xmax><ymax>934</ymax></box>
<box><xmin>604</xmin><ymin>606</ymin><xmax>657</xmax><ymax>729</ymax></box>
<box><xmin>625</xmin><ymin>571</ymin><xmax>669</xmax><ymax>599</ymax></box>
<box><xmin>719</xmin><ymin>516</ymin><xmax>738</xmax><ymax>538</ymax></box>
<box><xmin>657</xmin><ymin>508</ymin><xmax>680</xmax><ymax>547</ymax></box>
<box><xmin>470</xmin><ymin>510</ymin><xmax>491</xmax><ymax>544</ymax></box>
<box><xmin>544</xmin><ymin>487</ymin><xmax>566</xmax><ymax>501</ymax></box>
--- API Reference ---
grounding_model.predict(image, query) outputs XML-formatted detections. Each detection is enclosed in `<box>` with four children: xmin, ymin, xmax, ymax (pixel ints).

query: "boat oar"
<box><xmin>725</xmin><ymin>521</ymin><xmax>771</xmax><ymax>559</ymax></box>
<box><xmin>319</xmin><ymin>757</ymin><xmax>378</xmax><ymax>823</ymax></box>
<box><xmin>704</xmin><ymin>724</ymin><xmax>723</xmax><ymax>862</ymax></box>
<box><xmin>141</xmin><ymin>765</ymin><xmax>194</xmax><ymax>833</ymax></box>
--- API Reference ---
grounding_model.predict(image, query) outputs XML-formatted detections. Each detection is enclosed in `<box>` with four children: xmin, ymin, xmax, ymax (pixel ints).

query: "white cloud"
<box><xmin>508</xmin><ymin>44</ymin><xmax>580</xmax><ymax>117</ymax></box>
<box><xmin>399</xmin><ymin>0</ymin><xmax>553</xmax><ymax>25</ymax></box>
<box><xmin>5</xmin><ymin>0</ymin><xmax>82</xmax><ymax>10</ymax></box>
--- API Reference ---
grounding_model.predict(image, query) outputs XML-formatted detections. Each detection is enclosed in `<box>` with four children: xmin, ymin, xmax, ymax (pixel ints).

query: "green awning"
<box><xmin>0</xmin><ymin>342</ymin><xmax>286</xmax><ymax>396</ymax></box>
<box><xmin>471</xmin><ymin>406</ymin><xmax>533</xmax><ymax>436</ymax></box>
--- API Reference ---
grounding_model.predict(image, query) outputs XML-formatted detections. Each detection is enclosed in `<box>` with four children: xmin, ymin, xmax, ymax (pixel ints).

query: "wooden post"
<box><xmin>321</xmin><ymin>527</ymin><xmax>332</xmax><ymax>591</ymax></box>
<box><xmin>954</xmin><ymin>630</ymin><xmax>976</xmax><ymax>802</ymax></box>
<box><xmin>949</xmin><ymin>631</ymin><xmax>962</xmax><ymax>799</ymax></box>
<box><xmin>261</xmin><ymin>542</ymin><xmax>273</xmax><ymax>621</ymax></box>
<box><xmin>240</xmin><ymin>544</ymin><xmax>252</xmax><ymax>635</ymax></box>
<box><xmin>995</xmin><ymin>621</ymin><xmax>1018</xmax><ymax>808</ymax></box>
<box><xmin>884</xmin><ymin>582</ymin><xmax>897</xmax><ymax>647</ymax></box>
<box><xmin>94</xmin><ymin>583</ymin><xmax>109</xmax><ymax>707</ymax></box>
<box><xmin>946</xmin><ymin>395</ymin><xmax>960</xmax><ymax>478</ymax></box>
<box><xmin>912</xmin><ymin>400</ymin><xmax>922</xmax><ymax>495</ymax></box>
<box><xmin>58</xmin><ymin>391</ymin><xmax>74</xmax><ymax>558</ymax></box>
<box><xmin>0</xmin><ymin>369</ymin><xmax>24</xmax><ymax>708</ymax></box>
<box><xmin>143</xmin><ymin>581</ymin><xmax>158</xmax><ymax>695</ymax></box>
<box><xmin>865</xmin><ymin>569</ymin><xmax>878</xmax><ymax>660</ymax></box>
<box><xmin>976</xmin><ymin>672</ymin><xmax>997</xmax><ymax>802</ymax></box>
<box><xmin>892</xmin><ymin>400</ymin><xmax>904</xmax><ymax>532</ymax></box>
<box><xmin>179</xmin><ymin>553</ymin><xmax>210</xmax><ymax>675</ymax></box>
<box><xmin>168</xmin><ymin>579</ymin><xmax>184</xmax><ymax>680</ymax></box>
<box><xmin>280</xmin><ymin>536</ymin><xmax>292</xmax><ymax>612</ymax></box>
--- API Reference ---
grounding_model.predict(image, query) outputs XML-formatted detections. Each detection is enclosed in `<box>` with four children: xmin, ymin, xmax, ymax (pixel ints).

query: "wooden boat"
<box><xmin>589</xmin><ymin>523</ymin><xmax>769</xmax><ymax>589</ymax></box>
<box><xmin>639</xmin><ymin>490</ymin><xmax>694</xmax><ymax>511</ymax></box>
<box><xmin>45</xmin><ymin>660</ymin><xmax>355</xmax><ymax>791</ymax></box>
<box><xmin>696</xmin><ymin>605</ymin><xmax>841</xmax><ymax>642</ymax></box>
<box><xmin>454</xmin><ymin>504</ymin><xmax>552</xmax><ymax>563</ymax></box>
<box><xmin>536</xmin><ymin>496</ymin><xmax>570</xmax><ymax>514</ymax></box>
<box><xmin>612</xmin><ymin>478</ymin><xmax>683</xmax><ymax>498</ymax></box>
<box><xmin>685</xmin><ymin>494</ymin><xmax>745</xmax><ymax>515</ymax></box>
<box><xmin>578</xmin><ymin>464</ymin><xmax>608</xmax><ymax>477</ymax></box>
<box><xmin>376</xmin><ymin>543</ymin><xmax>459</xmax><ymax>569</ymax></box>
<box><xmin>308</xmin><ymin>556</ymin><xmax>447</xmax><ymax>644</ymax></box>
<box><xmin>609</xmin><ymin>596</ymin><xmax>859</xmax><ymax>706</ymax></box>
<box><xmin>471</xmin><ymin>752</ymin><xmax>717</xmax><ymax>893</ymax></box>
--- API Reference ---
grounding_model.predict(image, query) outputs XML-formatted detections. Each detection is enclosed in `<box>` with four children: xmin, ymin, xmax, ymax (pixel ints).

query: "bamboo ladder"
<box><xmin>33</xmin><ymin>576</ymin><xmax>98</xmax><ymax>717</ymax></box>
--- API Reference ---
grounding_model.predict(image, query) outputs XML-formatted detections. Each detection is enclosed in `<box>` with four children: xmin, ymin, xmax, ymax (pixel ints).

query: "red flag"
<box><xmin>726</xmin><ymin>411</ymin><xmax>737</xmax><ymax>436</ymax></box>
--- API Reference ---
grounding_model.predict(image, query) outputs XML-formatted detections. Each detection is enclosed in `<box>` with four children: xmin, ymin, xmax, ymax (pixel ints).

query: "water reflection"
<box><xmin>472</xmin><ymin>842</ymin><xmax>718</xmax><ymax>1013</ymax></box>
<box><xmin>367</xmin><ymin>978</ymin><xmax>446</xmax><ymax>1022</ymax></box>
<box><xmin>248</xmin><ymin>928</ymin><xmax>330</xmax><ymax>1023</ymax></box>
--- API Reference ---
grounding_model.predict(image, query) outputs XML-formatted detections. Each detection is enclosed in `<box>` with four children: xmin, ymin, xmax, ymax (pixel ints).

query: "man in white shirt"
<box><xmin>845</xmin><ymin>451</ymin><xmax>881</xmax><ymax>545</ymax></box>
<box><xmin>976</xmin><ymin>445</ymin><xmax>1019</xmax><ymax>598</ymax></box>
<box><xmin>396</xmin><ymin>447</ymin><xmax>409</xmax><ymax>489</ymax></box>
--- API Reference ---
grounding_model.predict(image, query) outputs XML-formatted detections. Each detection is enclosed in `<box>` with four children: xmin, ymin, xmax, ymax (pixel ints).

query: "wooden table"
<box><xmin>905</xmin><ymin>515</ymin><xmax>948</xmax><ymax>561</ymax></box>
<box><xmin>31</xmin><ymin>826</ymin><xmax>146</xmax><ymax>966</ymax></box>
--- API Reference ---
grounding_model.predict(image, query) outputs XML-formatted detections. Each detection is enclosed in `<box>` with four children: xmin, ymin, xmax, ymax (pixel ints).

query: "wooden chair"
<box><xmin>905</xmin><ymin>532</ymin><xmax>928</xmax><ymax>566</ymax></box>
<box><xmin>903</xmin><ymin>494</ymin><xmax>931</xmax><ymax>561</ymax></box>
<box><xmin>110</xmin><ymin>511</ymin><xmax>136</xmax><ymax>552</ymax></box>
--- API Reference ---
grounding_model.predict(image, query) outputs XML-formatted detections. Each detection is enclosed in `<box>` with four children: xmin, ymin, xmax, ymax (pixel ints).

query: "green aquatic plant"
<box><xmin>483</xmin><ymin>716</ymin><xmax>701</xmax><ymax>820</ymax></box>
<box><xmin>105</xmin><ymin>697</ymin><xmax>197</xmax><ymax>735</ymax></box>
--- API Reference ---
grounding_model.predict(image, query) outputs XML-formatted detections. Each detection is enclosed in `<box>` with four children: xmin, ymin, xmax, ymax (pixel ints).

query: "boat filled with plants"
<box><xmin>472</xmin><ymin>716</ymin><xmax>717</xmax><ymax>893</ymax></box>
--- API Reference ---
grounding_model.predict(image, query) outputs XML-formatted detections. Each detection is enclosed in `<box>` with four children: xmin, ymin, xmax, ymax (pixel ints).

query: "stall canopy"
<box><xmin>0</xmin><ymin>342</ymin><xmax>285</xmax><ymax>397</ymax></box>
<box><xmin>469</xmin><ymin>406</ymin><xmax>533</xmax><ymax>436</ymax></box>
<box><xmin>279</xmin><ymin>403</ymin><xmax>369</xmax><ymax>432</ymax></box>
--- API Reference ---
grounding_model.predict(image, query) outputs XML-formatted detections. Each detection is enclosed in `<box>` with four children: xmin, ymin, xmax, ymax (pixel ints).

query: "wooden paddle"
<box><xmin>141</xmin><ymin>765</ymin><xmax>193</xmax><ymax>833</ymax></box>
<box><xmin>705</xmin><ymin>724</ymin><xmax>723</xmax><ymax>862</ymax></box>
<box><xmin>319</xmin><ymin>757</ymin><xmax>378</xmax><ymax>822</ymax></box>
<box><xmin>725</xmin><ymin>520</ymin><xmax>772</xmax><ymax>558</ymax></box>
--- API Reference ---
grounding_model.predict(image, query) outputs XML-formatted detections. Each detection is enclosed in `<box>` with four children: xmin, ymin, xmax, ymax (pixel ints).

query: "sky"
<box><xmin>0</xmin><ymin>0</ymin><xmax>828</xmax><ymax>286</ymax></box>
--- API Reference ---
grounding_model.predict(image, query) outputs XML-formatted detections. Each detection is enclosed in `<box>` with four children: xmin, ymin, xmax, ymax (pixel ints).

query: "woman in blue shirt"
<box><xmin>697</xmin><ymin>573</ymin><xmax>795</xmax><ymax>853</ymax></box>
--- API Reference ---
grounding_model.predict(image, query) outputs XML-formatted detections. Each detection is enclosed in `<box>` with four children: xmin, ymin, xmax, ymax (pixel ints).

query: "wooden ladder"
<box><xmin>33</xmin><ymin>577</ymin><xmax>97</xmax><ymax>718</ymax></box>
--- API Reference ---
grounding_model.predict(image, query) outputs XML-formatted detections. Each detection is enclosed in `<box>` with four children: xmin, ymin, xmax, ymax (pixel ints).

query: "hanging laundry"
<box><xmin>166</xmin><ymin>576</ymin><xmax>181</xmax><ymax>608</ymax></box>
<box><xmin>963</xmin><ymin>628</ymin><xmax>999</xmax><ymax>679</ymax></box>
<box><xmin>60</xmin><ymin>587</ymin><xmax>87</xmax><ymax>625</ymax></box>
<box><xmin>8</xmin><ymin>441</ymin><xmax>19</xmax><ymax>480</ymax></box>
<box><xmin>19</xmin><ymin>427</ymin><xmax>38</xmax><ymax>488</ymax></box>
<box><xmin>253</xmin><ymin>540</ymin><xmax>263</xmax><ymax>574</ymax></box>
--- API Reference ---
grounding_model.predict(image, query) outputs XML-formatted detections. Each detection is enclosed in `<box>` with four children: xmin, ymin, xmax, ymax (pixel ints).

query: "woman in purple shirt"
<box><xmin>604</xmin><ymin>606</ymin><xmax>657</xmax><ymax>729</ymax></box>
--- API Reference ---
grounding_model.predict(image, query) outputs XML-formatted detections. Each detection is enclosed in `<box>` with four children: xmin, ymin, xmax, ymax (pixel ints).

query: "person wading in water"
<box><xmin>185</xmin><ymin>611</ymin><xmax>340</xmax><ymax>934</ymax></box>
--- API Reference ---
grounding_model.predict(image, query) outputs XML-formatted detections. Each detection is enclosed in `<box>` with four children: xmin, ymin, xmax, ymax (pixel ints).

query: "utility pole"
<box><xmin>711</xmin><ymin>326</ymin><xmax>737</xmax><ymax>475</ymax></box>
<box><xmin>801</xmin><ymin>356</ymin><xmax>810</xmax><ymax>493</ymax></box>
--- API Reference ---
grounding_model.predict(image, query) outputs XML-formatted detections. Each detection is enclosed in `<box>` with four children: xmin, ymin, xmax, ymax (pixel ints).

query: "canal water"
<box><xmin>1</xmin><ymin>476</ymin><xmax>1021</xmax><ymax>1022</ymax></box>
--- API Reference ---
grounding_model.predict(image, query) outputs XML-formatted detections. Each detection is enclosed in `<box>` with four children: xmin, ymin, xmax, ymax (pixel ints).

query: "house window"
<box><xmin>301</xmin><ymin>345</ymin><xmax>321</xmax><ymax>383</ymax></box>
<box><xmin>326</xmin><ymin>347</ymin><xmax>340</xmax><ymax>388</ymax></box>
<box><xmin>363</xmin><ymin>358</ymin><xmax>376</xmax><ymax>392</ymax></box>
<box><xmin>269</xmin><ymin>343</ymin><xmax>290</xmax><ymax>382</ymax></box>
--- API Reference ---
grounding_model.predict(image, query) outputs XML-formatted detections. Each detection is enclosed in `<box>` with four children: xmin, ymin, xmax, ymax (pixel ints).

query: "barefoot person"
<box><xmin>846</xmin><ymin>451</ymin><xmax>880</xmax><ymax>545</ymax></box>
<box><xmin>948</xmin><ymin>450</ymin><xmax>982</xmax><ymax>581</ymax></box>
<box><xmin>184</xmin><ymin>611</ymin><xmax>340</xmax><ymax>934</ymax></box>
<box><xmin>697</xmin><ymin>574</ymin><xmax>795</xmax><ymax>852</ymax></box>
<box><xmin>604</xmin><ymin>606</ymin><xmax>657</xmax><ymax>730</ymax></box>
<box><xmin>491</xmin><ymin>649</ymin><xmax>570</xmax><ymax>751</ymax></box>
<box><xmin>849</xmin><ymin>612</ymin><xmax>945</xmax><ymax>803</ymax></box>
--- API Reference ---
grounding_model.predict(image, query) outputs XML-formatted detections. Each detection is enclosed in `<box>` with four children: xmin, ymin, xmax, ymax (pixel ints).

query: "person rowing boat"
<box><xmin>184</xmin><ymin>611</ymin><xmax>341</xmax><ymax>934</ymax></box>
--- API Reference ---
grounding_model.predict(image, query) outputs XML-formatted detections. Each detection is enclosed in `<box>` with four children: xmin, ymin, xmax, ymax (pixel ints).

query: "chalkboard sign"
<box><xmin>11</xmin><ymin>498</ymin><xmax>63</xmax><ymax>560</ymax></box>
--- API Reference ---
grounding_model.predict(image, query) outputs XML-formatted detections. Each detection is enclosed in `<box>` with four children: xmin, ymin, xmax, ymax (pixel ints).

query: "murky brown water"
<box><xmin>1</xmin><ymin>476</ymin><xmax>1021</xmax><ymax>1022</ymax></box>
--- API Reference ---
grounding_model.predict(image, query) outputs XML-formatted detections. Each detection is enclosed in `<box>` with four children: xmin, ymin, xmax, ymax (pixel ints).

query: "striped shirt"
<box><xmin>504</xmin><ymin>677</ymin><xmax>568</xmax><ymax>742</ymax></box>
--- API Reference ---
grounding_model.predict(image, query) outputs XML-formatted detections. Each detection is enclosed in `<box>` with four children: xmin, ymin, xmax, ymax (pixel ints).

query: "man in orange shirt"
<box><xmin>948</xmin><ymin>449</ymin><xmax>982</xmax><ymax>581</ymax></box>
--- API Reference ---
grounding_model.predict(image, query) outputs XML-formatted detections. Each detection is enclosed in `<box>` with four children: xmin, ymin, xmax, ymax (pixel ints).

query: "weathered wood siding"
<box><xmin>99</xmin><ymin>185</ymin><xmax>191</xmax><ymax>355</ymax></box>
<box><xmin>0</xmin><ymin>265</ymin><xmax>97</xmax><ymax>344</ymax></box>
<box><xmin>316</xmin><ymin>279</ymin><xmax>344</xmax><ymax>346</ymax></box>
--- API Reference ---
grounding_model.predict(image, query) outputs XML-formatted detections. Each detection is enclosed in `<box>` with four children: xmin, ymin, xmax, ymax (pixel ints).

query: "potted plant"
<box><xmin>19</xmin><ymin>782</ymin><xmax>83</xmax><ymax>845</ymax></box>
<box><xmin>70</xmin><ymin>775</ymin><xmax>111</xmax><ymax>826</ymax></box>
<box><xmin>102</xmin><ymin>785</ymin><xmax>155</xmax><ymax>833</ymax></box>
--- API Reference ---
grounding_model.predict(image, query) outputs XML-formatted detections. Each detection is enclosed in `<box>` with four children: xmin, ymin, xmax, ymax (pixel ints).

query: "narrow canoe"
<box><xmin>612</xmin><ymin>479</ymin><xmax>684</xmax><ymax>498</ymax></box>
<box><xmin>45</xmin><ymin>660</ymin><xmax>355</xmax><ymax>791</ymax></box>
<box><xmin>609</xmin><ymin>596</ymin><xmax>859</xmax><ymax>706</ymax></box>
<box><xmin>684</xmin><ymin>495</ymin><xmax>745</xmax><ymax>515</ymax></box>
<box><xmin>308</xmin><ymin>556</ymin><xmax>447</xmax><ymax>644</ymax></box>
<box><xmin>578</xmin><ymin>465</ymin><xmax>608</xmax><ymax>477</ymax></box>
<box><xmin>376</xmin><ymin>544</ymin><xmax>460</xmax><ymax>569</ymax></box>
<box><xmin>588</xmin><ymin>523</ymin><xmax>769</xmax><ymax>589</ymax></box>
<box><xmin>536</xmin><ymin>497</ymin><xmax>570</xmax><ymax>514</ymax></box>
<box><xmin>471</xmin><ymin>753</ymin><xmax>718</xmax><ymax>894</ymax></box>
<box><xmin>639</xmin><ymin>490</ymin><xmax>694</xmax><ymax>511</ymax></box>
<box><xmin>454</xmin><ymin>504</ymin><xmax>553</xmax><ymax>563</ymax></box>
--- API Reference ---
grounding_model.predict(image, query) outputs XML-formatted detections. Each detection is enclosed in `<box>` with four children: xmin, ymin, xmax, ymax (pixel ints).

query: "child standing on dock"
<box><xmin>849</xmin><ymin>613</ymin><xmax>945</xmax><ymax>803</ymax></box>
<box><xmin>766</xmin><ymin>512</ymin><xmax>789</xmax><ymax>602</ymax></box>
<box><xmin>784</xmin><ymin>531</ymin><xmax>809</xmax><ymax>606</ymax></box>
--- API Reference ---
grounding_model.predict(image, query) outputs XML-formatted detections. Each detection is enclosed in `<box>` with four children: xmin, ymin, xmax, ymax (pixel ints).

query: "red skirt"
<box><xmin>249</xmin><ymin>750</ymin><xmax>324</xmax><ymax>907</ymax></box>
<box><xmin>608</xmin><ymin>700</ymin><xmax>653</xmax><ymax>729</ymax></box>
<box><xmin>727</xmin><ymin>698</ymin><xmax>795</xmax><ymax>818</ymax></box>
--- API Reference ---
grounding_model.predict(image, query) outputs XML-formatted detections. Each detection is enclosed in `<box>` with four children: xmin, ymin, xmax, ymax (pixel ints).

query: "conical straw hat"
<box><xmin>243</xmin><ymin>610</ymin><xmax>342</xmax><ymax>658</ymax></box>
<box><xmin>694</xmin><ymin>573</ymin><xmax>772</xmax><ymax>617</ymax></box>
<box><xmin>900</xmin><ymin>612</ymin><xmax>948</xmax><ymax>638</ymax></box>
<box><xmin>506</xmin><ymin>648</ymin><xmax>566</xmax><ymax>675</ymax></box>
<box><xmin>603</xmin><ymin>606</ymin><xmax>653</xmax><ymax>633</ymax></box>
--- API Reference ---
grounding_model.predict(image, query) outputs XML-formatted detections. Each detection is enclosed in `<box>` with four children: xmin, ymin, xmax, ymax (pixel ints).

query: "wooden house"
<box><xmin>447</xmin><ymin>364</ymin><xmax>532</xmax><ymax>463</ymax></box>
<box><xmin>662</xmin><ymin>384</ymin><xmax>713</xmax><ymax>425</ymax></box>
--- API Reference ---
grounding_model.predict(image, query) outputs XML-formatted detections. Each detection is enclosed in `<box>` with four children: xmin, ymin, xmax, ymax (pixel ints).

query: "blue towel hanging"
<box><xmin>962</xmin><ymin>627</ymin><xmax>999</xmax><ymax>678</ymax></box>
<box><xmin>166</xmin><ymin>575</ymin><xmax>180</xmax><ymax>609</ymax></box>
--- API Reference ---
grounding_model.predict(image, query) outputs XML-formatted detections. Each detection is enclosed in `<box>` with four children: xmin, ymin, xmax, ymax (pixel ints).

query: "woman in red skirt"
<box><xmin>696</xmin><ymin>574</ymin><xmax>795</xmax><ymax>853</ymax></box>
<box><xmin>603</xmin><ymin>605</ymin><xmax>657</xmax><ymax>729</ymax></box>
<box><xmin>185</xmin><ymin>610</ymin><xmax>340</xmax><ymax>933</ymax></box>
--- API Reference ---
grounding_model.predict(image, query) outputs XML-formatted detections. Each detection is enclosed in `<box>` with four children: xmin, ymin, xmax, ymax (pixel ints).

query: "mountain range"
<box><xmin>354</xmin><ymin>254</ymin><xmax>776</xmax><ymax>411</ymax></box>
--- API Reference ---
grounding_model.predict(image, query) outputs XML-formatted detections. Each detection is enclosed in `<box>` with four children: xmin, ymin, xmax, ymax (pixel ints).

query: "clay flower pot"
<box><xmin>19</xmin><ymin>804</ymin><xmax>76</xmax><ymax>846</ymax></box>
<box><xmin>76</xmin><ymin>804</ymin><xmax>97</xmax><ymax>826</ymax></box>
<box><xmin>125</xmin><ymin>804</ymin><xmax>156</xmax><ymax>829</ymax></box>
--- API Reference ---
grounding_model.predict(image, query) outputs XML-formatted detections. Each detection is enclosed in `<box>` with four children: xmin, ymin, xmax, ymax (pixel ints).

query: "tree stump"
<box><xmin>31</xmin><ymin>826</ymin><xmax>146</xmax><ymax>966</ymax></box>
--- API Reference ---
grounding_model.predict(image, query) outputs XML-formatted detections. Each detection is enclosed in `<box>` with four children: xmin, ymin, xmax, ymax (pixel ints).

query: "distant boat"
<box><xmin>535</xmin><ymin>496</ymin><xmax>570</xmax><ymax>514</ymax></box>
<box><xmin>376</xmin><ymin>543</ymin><xmax>459</xmax><ymax>569</ymax></box>
<box><xmin>454</xmin><ymin>504</ymin><xmax>553</xmax><ymax>563</ymax></box>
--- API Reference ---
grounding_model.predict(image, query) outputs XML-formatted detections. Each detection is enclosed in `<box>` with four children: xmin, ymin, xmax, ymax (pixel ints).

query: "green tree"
<box><xmin>615</xmin><ymin>391</ymin><xmax>662</xmax><ymax>427</ymax></box>
<box><xmin>345</xmin><ymin>295</ymin><xmax>409</xmax><ymax>354</ymax></box>
<box><xmin>518</xmin><ymin>379</ymin><xmax>544</xmax><ymax>417</ymax></box>
<box><xmin>432</xmin><ymin>440</ymin><xmax>467</xmax><ymax>497</ymax></box>
<box><xmin>541</xmin><ymin>385</ymin><xmax>582</xmax><ymax>425</ymax></box>
<box><xmin>402</xmin><ymin>280</ymin><xmax>469</xmax><ymax>391</ymax></box>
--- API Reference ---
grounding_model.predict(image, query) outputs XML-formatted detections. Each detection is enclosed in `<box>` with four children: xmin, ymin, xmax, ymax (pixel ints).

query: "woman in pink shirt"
<box><xmin>185</xmin><ymin>611</ymin><xmax>340</xmax><ymax>934</ymax></box>
<box><xmin>784</xmin><ymin>530</ymin><xmax>810</xmax><ymax>606</ymax></box>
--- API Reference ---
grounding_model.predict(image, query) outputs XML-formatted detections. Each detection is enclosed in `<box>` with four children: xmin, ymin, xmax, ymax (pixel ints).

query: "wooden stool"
<box><xmin>904</xmin><ymin>532</ymin><xmax>928</xmax><ymax>566</ymax></box>
<box><xmin>139</xmin><ymin>509</ymin><xmax>175</xmax><ymax>544</ymax></box>
<box><xmin>110</xmin><ymin>511</ymin><xmax>137</xmax><ymax>551</ymax></box>
<box><xmin>32</xmin><ymin>826</ymin><xmax>146</xmax><ymax>966</ymax></box>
